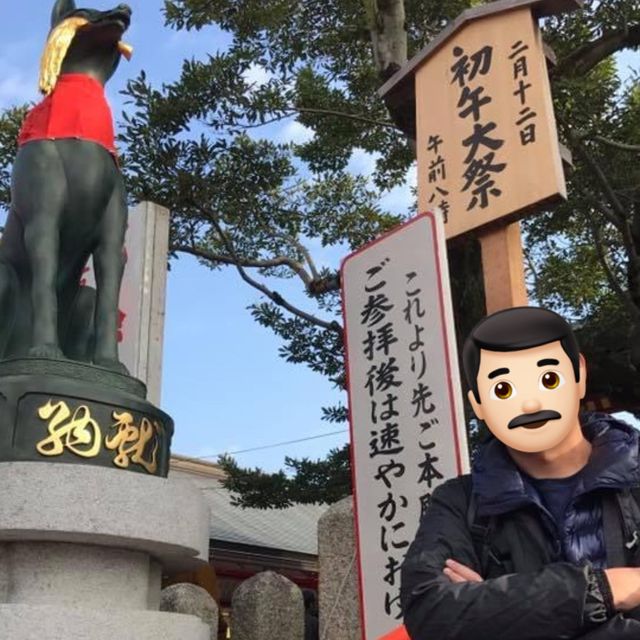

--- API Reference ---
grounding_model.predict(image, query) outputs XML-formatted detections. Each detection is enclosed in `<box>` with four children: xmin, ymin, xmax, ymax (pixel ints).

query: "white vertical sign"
<box><xmin>341</xmin><ymin>211</ymin><xmax>469</xmax><ymax>640</ymax></box>
<box><xmin>121</xmin><ymin>201</ymin><xmax>170</xmax><ymax>406</ymax></box>
<box><xmin>84</xmin><ymin>201</ymin><xmax>170</xmax><ymax>405</ymax></box>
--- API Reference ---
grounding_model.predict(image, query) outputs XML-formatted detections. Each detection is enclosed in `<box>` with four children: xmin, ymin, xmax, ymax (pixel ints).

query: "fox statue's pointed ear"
<box><xmin>51</xmin><ymin>0</ymin><xmax>77</xmax><ymax>27</ymax></box>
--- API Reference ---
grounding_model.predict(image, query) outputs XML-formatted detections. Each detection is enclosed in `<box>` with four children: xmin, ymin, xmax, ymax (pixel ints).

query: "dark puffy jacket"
<box><xmin>401</xmin><ymin>413</ymin><xmax>640</xmax><ymax>640</ymax></box>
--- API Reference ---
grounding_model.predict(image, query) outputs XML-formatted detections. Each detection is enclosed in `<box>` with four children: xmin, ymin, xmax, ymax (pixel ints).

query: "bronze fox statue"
<box><xmin>0</xmin><ymin>0</ymin><xmax>133</xmax><ymax>372</ymax></box>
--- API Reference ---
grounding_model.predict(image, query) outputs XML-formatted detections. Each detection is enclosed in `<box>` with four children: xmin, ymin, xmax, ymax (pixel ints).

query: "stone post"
<box><xmin>318</xmin><ymin>496</ymin><xmax>362</xmax><ymax>640</ymax></box>
<box><xmin>161</xmin><ymin>583</ymin><xmax>219</xmax><ymax>640</ymax></box>
<box><xmin>232</xmin><ymin>571</ymin><xmax>303</xmax><ymax>640</ymax></box>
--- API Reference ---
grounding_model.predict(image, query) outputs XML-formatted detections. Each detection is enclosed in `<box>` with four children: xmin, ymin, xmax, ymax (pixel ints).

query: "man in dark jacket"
<box><xmin>401</xmin><ymin>306</ymin><xmax>640</xmax><ymax>639</ymax></box>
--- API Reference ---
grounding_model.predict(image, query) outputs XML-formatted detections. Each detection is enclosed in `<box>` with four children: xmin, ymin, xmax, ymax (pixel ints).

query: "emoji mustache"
<box><xmin>508</xmin><ymin>410</ymin><xmax>562</xmax><ymax>429</ymax></box>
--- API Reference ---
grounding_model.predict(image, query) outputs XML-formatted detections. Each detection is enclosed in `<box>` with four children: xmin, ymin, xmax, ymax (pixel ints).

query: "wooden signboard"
<box><xmin>415</xmin><ymin>6</ymin><xmax>566</xmax><ymax>239</ymax></box>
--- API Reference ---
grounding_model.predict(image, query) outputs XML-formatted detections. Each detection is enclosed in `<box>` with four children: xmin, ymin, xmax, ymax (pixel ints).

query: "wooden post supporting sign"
<box><xmin>479</xmin><ymin>222</ymin><xmax>529</xmax><ymax>312</ymax></box>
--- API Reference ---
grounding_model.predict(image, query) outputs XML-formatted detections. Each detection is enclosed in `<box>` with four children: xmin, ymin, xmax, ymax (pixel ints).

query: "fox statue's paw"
<box><xmin>93</xmin><ymin>356</ymin><xmax>130</xmax><ymax>376</ymax></box>
<box><xmin>28</xmin><ymin>343</ymin><xmax>65</xmax><ymax>360</ymax></box>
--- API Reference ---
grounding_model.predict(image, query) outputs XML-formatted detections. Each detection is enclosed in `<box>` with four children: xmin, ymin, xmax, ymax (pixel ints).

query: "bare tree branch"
<box><xmin>553</xmin><ymin>23</ymin><xmax>640</xmax><ymax>78</ymax></box>
<box><xmin>172</xmin><ymin>243</ymin><xmax>314</xmax><ymax>288</ymax></box>
<box><xmin>190</xmin><ymin>209</ymin><xmax>343</xmax><ymax>334</ymax></box>
<box><xmin>238</xmin><ymin>265</ymin><xmax>341</xmax><ymax>333</ymax></box>
<box><xmin>592</xmin><ymin>136</ymin><xmax>640</xmax><ymax>154</ymax></box>
<box><xmin>295</xmin><ymin>107</ymin><xmax>398</xmax><ymax>130</ymax></box>
<box><xmin>584</xmin><ymin>208</ymin><xmax>640</xmax><ymax>319</ymax></box>
<box><xmin>363</xmin><ymin>0</ymin><xmax>407</xmax><ymax>78</ymax></box>
<box><xmin>562</xmin><ymin>123</ymin><xmax>638</xmax><ymax>263</ymax></box>
<box><xmin>209</xmin><ymin>106</ymin><xmax>397</xmax><ymax>132</ymax></box>
<box><xmin>308</xmin><ymin>271</ymin><xmax>341</xmax><ymax>295</ymax></box>
<box><xmin>244</xmin><ymin>202</ymin><xmax>324</xmax><ymax>285</ymax></box>
<box><xmin>291</xmin><ymin>236</ymin><xmax>321</xmax><ymax>281</ymax></box>
<box><xmin>523</xmin><ymin>250</ymin><xmax>541</xmax><ymax>298</ymax></box>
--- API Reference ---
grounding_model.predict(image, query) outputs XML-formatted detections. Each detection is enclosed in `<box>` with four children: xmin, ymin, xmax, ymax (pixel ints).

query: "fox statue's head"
<box><xmin>40</xmin><ymin>0</ymin><xmax>133</xmax><ymax>94</ymax></box>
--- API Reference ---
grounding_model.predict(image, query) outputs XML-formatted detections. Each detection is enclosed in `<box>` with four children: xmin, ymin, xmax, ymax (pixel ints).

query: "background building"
<box><xmin>170</xmin><ymin>455</ymin><xmax>327</xmax><ymax>614</ymax></box>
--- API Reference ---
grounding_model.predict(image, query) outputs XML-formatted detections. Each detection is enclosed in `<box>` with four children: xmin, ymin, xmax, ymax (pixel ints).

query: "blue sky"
<box><xmin>0</xmin><ymin>3</ymin><xmax>638</xmax><ymax>471</ymax></box>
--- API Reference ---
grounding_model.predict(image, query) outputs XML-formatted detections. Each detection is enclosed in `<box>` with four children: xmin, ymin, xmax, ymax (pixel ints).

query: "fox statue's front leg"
<box><xmin>12</xmin><ymin>142</ymin><xmax>67</xmax><ymax>360</ymax></box>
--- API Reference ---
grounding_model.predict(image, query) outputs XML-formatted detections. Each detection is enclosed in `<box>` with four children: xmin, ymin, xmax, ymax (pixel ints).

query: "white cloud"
<box><xmin>347</xmin><ymin>147</ymin><xmax>379</xmax><ymax>177</ymax></box>
<box><xmin>242</xmin><ymin>63</ymin><xmax>272</xmax><ymax>90</ymax></box>
<box><xmin>277</xmin><ymin>119</ymin><xmax>314</xmax><ymax>144</ymax></box>
<box><xmin>379</xmin><ymin>163</ymin><xmax>417</xmax><ymax>213</ymax></box>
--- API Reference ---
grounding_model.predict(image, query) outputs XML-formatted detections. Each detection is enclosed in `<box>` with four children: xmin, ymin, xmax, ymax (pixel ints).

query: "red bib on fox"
<box><xmin>18</xmin><ymin>73</ymin><xmax>116</xmax><ymax>157</ymax></box>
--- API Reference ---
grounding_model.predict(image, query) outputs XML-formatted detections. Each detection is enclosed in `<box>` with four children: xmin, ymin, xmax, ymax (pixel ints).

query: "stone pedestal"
<box><xmin>0</xmin><ymin>462</ymin><xmax>211</xmax><ymax>639</ymax></box>
<box><xmin>161</xmin><ymin>584</ymin><xmax>219</xmax><ymax>640</ymax></box>
<box><xmin>232</xmin><ymin>571</ymin><xmax>304</xmax><ymax>640</ymax></box>
<box><xmin>318</xmin><ymin>496</ymin><xmax>362</xmax><ymax>640</ymax></box>
<box><xmin>0</xmin><ymin>359</ymin><xmax>173</xmax><ymax>477</ymax></box>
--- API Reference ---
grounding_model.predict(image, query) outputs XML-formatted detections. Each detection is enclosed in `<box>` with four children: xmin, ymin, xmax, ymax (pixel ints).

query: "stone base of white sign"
<box><xmin>318</xmin><ymin>496</ymin><xmax>362</xmax><ymax>640</ymax></box>
<box><xmin>0</xmin><ymin>462</ymin><xmax>210</xmax><ymax>639</ymax></box>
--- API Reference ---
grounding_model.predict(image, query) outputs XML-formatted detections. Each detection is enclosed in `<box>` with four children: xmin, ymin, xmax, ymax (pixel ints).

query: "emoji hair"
<box><xmin>463</xmin><ymin>306</ymin><xmax>581</xmax><ymax>404</ymax></box>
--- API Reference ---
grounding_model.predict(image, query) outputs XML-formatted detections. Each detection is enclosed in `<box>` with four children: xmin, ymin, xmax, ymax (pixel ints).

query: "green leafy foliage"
<box><xmin>0</xmin><ymin>106</ymin><xmax>27</xmax><ymax>210</ymax></box>
<box><xmin>219</xmin><ymin>445</ymin><xmax>352</xmax><ymax>508</ymax></box>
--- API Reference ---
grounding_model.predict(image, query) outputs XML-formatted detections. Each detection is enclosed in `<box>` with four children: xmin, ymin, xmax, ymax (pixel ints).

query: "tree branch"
<box><xmin>363</xmin><ymin>0</ymin><xmax>407</xmax><ymax>79</ymax></box>
<box><xmin>172</xmin><ymin>243</ymin><xmax>314</xmax><ymax>288</ymax></box>
<box><xmin>209</xmin><ymin>106</ymin><xmax>398</xmax><ymax>133</ymax></box>
<box><xmin>295</xmin><ymin>107</ymin><xmax>398</xmax><ymax>130</ymax></box>
<box><xmin>192</xmin><ymin>211</ymin><xmax>343</xmax><ymax>334</ymax></box>
<box><xmin>584</xmin><ymin>207</ymin><xmax>639</xmax><ymax>319</ymax></box>
<box><xmin>246</xmin><ymin>206</ymin><xmax>323</xmax><ymax>283</ymax></box>
<box><xmin>523</xmin><ymin>250</ymin><xmax>541</xmax><ymax>298</ymax></box>
<box><xmin>562</xmin><ymin>122</ymin><xmax>637</xmax><ymax>259</ymax></box>
<box><xmin>290</xmin><ymin>236</ymin><xmax>321</xmax><ymax>281</ymax></box>
<box><xmin>592</xmin><ymin>135</ymin><xmax>640</xmax><ymax>154</ymax></box>
<box><xmin>554</xmin><ymin>23</ymin><xmax>640</xmax><ymax>78</ymax></box>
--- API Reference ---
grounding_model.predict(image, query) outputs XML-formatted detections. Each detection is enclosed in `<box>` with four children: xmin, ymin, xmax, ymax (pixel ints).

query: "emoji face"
<box><xmin>467</xmin><ymin>341</ymin><xmax>587</xmax><ymax>453</ymax></box>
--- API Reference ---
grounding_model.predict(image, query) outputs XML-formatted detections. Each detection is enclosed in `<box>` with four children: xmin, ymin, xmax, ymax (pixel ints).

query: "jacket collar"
<box><xmin>471</xmin><ymin>413</ymin><xmax>640</xmax><ymax>517</ymax></box>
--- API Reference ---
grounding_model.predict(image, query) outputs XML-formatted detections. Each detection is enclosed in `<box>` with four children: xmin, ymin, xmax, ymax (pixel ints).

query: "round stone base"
<box><xmin>0</xmin><ymin>542</ymin><xmax>158</xmax><ymax>609</ymax></box>
<box><xmin>0</xmin><ymin>462</ymin><xmax>212</xmax><ymax>638</ymax></box>
<box><xmin>0</xmin><ymin>604</ymin><xmax>210</xmax><ymax>640</ymax></box>
<box><xmin>0</xmin><ymin>462</ymin><xmax>210</xmax><ymax>572</ymax></box>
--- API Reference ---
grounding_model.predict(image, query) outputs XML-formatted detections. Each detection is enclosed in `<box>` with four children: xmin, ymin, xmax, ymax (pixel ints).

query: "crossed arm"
<box><xmin>442</xmin><ymin>558</ymin><xmax>483</xmax><ymax>584</ymax></box>
<box><xmin>443</xmin><ymin>553</ymin><xmax>640</xmax><ymax>612</ymax></box>
<box><xmin>440</xmin><ymin>559</ymin><xmax>640</xmax><ymax>640</ymax></box>
<box><xmin>401</xmin><ymin>479</ymin><xmax>640</xmax><ymax>640</ymax></box>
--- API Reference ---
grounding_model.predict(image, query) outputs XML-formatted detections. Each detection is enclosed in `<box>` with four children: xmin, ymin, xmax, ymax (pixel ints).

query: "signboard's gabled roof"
<box><xmin>378</xmin><ymin>0</ymin><xmax>583</xmax><ymax>137</ymax></box>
